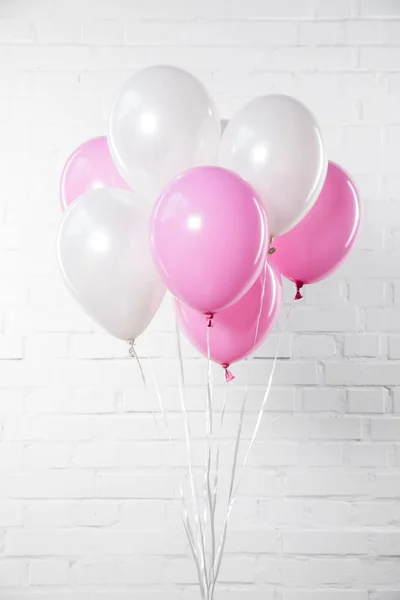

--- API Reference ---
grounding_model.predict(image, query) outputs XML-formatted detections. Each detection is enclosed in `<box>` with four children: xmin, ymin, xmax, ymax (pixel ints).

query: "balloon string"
<box><xmin>254</xmin><ymin>260</ymin><xmax>268</xmax><ymax>346</ymax></box>
<box><xmin>211</xmin><ymin>259</ymin><xmax>268</xmax><ymax>596</ymax></box>
<box><xmin>145</xmin><ymin>335</ymin><xmax>172</xmax><ymax>442</ymax></box>
<box><xmin>174</xmin><ymin>312</ymin><xmax>208</xmax><ymax>595</ymax></box>
<box><xmin>205</xmin><ymin>326</ymin><xmax>216</xmax><ymax>591</ymax></box>
<box><xmin>211</xmin><ymin>384</ymin><xmax>248</xmax><ymax>598</ymax></box>
<box><xmin>129</xmin><ymin>341</ymin><xmax>161</xmax><ymax>439</ymax></box>
<box><xmin>212</xmin><ymin>298</ymin><xmax>295</xmax><ymax>585</ymax></box>
<box><xmin>180</xmin><ymin>482</ymin><xmax>206</xmax><ymax>600</ymax></box>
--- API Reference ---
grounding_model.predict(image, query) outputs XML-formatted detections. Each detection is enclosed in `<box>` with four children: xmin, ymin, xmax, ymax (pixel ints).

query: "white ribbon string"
<box><xmin>204</xmin><ymin>326</ymin><xmax>216</xmax><ymax>593</ymax></box>
<box><xmin>175</xmin><ymin>313</ymin><xmax>208</xmax><ymax>595</ymax></box>
<box><xmin>129</xmin><ymin>341</ymin><xmax>161</xmax><ymax>439</ymax></box>
<box><xmin>180</xmin><ymin>482</ymin><xmax>206</xmax><ymax>600</ymax></box>
<box><xmin>145</xmin><ymin>335</ymin><xmax>172</xmax><ymax>441</ymax></box>
<box><xmin>212</xmin><ymin>299</ymin><xmax>294</xmax><ymax>584</ymax></box>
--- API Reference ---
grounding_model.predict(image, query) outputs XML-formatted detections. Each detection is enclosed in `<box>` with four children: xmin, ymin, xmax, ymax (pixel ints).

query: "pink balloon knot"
<box><xmin>222</xmin><ymin>363</ymin><xmax>235</xmax><ymax>382</ymax></box>
<box><xmin>205</xmin><ymin>312</ymin><xmax>214</xmax><ymax>328</ymax></box>
<box><xmin>294</xmin><ymin>282</ymin><xmax>304</xmax><ymax>300</ymax></box>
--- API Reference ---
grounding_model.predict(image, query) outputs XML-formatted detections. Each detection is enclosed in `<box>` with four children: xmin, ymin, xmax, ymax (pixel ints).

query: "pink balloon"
<box><xmin>176</xmin><ymin>263</ymin><xmax>281</xmax><ymax>380</ymax></box>
<box><xmin>151</xmin><ymin>166</ymin><xmax>268</xmax><ymax>315</ymax></box>
<box><xmin>60</xmin><ymin>136</ymin><xmax>130</xmax><ymax>210</ymax></box>
<box><xmin>270</xmin><ymin>161</ymin><xmax>360</xmax><ymax>296</ymax></box>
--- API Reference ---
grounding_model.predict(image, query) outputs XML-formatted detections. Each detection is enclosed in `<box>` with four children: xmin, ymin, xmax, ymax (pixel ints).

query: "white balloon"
<box><xmin>219</xmin><ymin>94</ymin><xmax>327</xmax><ymax>236</ymax></box>
<box><xmin>108</xmin><ymin>65</ymin><xmax>221</xmax><ymax>199</ymax></box>
<box><xmin>57</xmin><ymin>188</ymin><xmax>165</xmax><ymax>341</ymax></box>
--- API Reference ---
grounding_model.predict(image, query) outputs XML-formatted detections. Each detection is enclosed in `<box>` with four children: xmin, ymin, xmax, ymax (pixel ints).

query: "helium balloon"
<box><xmin>270</xmin><ymin>161</ymin><xmax>361</xmax><ymax>297</ymax></box>
<box><xmin>176</xmin><ymin>263</ymin><xmax>281</xmax><ymax>381</ymax></box>
<box><xmin>108</xmin><ymin>65</ymin><xmax>221</xmax><ymax>200</ymax></box>
<box><xmin>219</xmin><ymin>94</ymin><xmax>327</xmax><ymax>236</ymax></box>
<box><xmin>60</xmin><ymin>136</ymin><xmax>130</xmax><ymax>211</ymax></box>
<box><xmin>57</xmin><ymin>188</ymin><xmax>165</xmax><ymax>341</ymax></box>
<box><xmin>151</xmin><ymin>166</ymin><xmax>268</xmax><ymax>316</ymax></box>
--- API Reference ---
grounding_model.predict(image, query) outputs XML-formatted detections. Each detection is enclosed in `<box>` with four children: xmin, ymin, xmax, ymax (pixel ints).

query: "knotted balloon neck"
<box><xmin>128</xmin><ymin>340</ymin><xmax>136</xmax><ymax>356</ymax></box>
<box><xmin>268</xmin><ymin>234</ymin><xmax>276</xmax><ymax>255</ymax></box>
<box><xmin>205</xmin><ymin>312</ymin><xmax>214</xmax><ymax>328</ymax></box>
<box><xmin>222</xmin><ymin>363</ymin><xmax>235</xmax><ymax>382</ymax></box>
<box><xmin>295</xmin><ymin>282</ymin><xmax>304</xmax><ymax>300</ymax></box>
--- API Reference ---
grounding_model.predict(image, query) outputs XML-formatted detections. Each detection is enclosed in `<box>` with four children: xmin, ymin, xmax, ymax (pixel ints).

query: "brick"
<box><xmin>24</xmin><ymin>333</ymin><xmax>68</xmax><ymax>358</ymax></box>
<box><xmin>82</xmin><ymin>19</ymin><xmax>124</xmax><ymax>45</ymax></box>
<box><xmin>25</xmin><ymin>442</ymin><xmax>71</xmax><ymax>468</ymax></box>
<box><xmin>289</xmin><ymin>308</ymin><xmax>358</xmax><ymax>332</ymax></box>
<box><xmin>354</xmin><ymin>501</ymin><xmax>400</xmax><ymax>526</ymax></box>
<box><xmin>359</xmin><ymin>0</ymin><xmax>400</xmax><ymax>17</ymax></box>
<box><xmin>257</xmin><ymin>557</ymin><xmax>360</xmax><ymax>585</ymax></box>
<box><xmin>371</xmin><ymin>418</ymin><xmax>400</xmax><ymax>440</ymax></box>
<box><xmin>29</xmin><ymin>560</ymin><xmax>69</xmax><ymax>585</ymax></box>
<box><xmin>283</xmin><ymin>530</ymin><xmax>369</xmax><ymax>555</ymax></box>
<box><xmin>284</xmin><ymin>472</ymin><xmax>371</xmax><ymax>496</ymax></box>
<box><xmin>393</xmin><ymin>388</ymin><xmax>400</xmax><ymax>413</ymax></box>
<box><xmin>6</xmin><ymin>530</ymin><xmax>92</xmax><ymax>556</ymax></box>
<box><xmin>346</xmin><ymin>443</ymin><xmax>391</xmax><ymax>467</ymax></box>
<box><xmin>302</xmin><ymin>387</ymin><xmax>347</xmax><ymax>413</ymax></box>
<box><xmin>0</xmin><ymin>560</ymin><xmax>25</xmax><ymax>585</ymax></box>
<box><xmin>299</xmin><ymin>20</ymin><xmax>346</xmax><ymax>45</ymax></box>
<box><xmin>326</xmin><ymin>362</ymin><xmax>400</xmax><ymax>386</ymax></box>
<box><xmin>348</xmin><ymin>388</ymin><xmax>387</xmax><ymax>414</ymax></box>
<box><xmin>297</xmin><ymin>443</ymin><xmax>344</xmax><ymax>466</ymax></box>
<box><xmin>126</xmin><ymin>19</ymin><xmax>298</xmax><ymax>46</ymax></box>
<box><xmin>344</xmin><ymin>334</ymin><xmax>379</xmax><ymax>358</ymax></box>
<box><xmin>73</xmin><ymin>501</ymin><xmax>119</xmax><ymax>527</ymax></box>
<box><xmin>374</xmin><ymin>532</ymin><xmax>400</xmax><ymax>556</ymax></box>
<box><xmin>294</xmin><ymin>335</ymin><xmax>336</xmax><ymax>358</ymax></box>
<box><xmin>0</xmin><ymin>501</ymin><xmax>23</xmax><ymax>526</ymax></box>
<box><xmin>284</xmin><ymin>593</ymin><xmax>367</xmax><ymax>600</ymax></box>
<box><xmin>388</xmin><ymin>335</ymin><xmax>400</xmax><ymax>358</ymax></box>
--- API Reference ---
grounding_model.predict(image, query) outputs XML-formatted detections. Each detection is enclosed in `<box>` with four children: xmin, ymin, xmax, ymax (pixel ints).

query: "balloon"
<box><xmin>270</xmin><ymin>161</ymin><xmax>361</xmax><ymax>297</ymax></box>
<box><xmin>219</xmin><ymin>94</ymin><xmax>327</xmax><ymax>236</ymax></box>
<box><xmin>176</xmin><ymin>263</ymin><xmax>281</xmax><ymax>380</ymax></box>
<box><xmin>108</xmin><ymin>65</ymin><xmax>221</xmax><ymax>200</ymax></box>
<box><xmin>151</xmin><ymin>166</ymin><xmax>269</xmax><ymax>316</ymax></box>
<box><xmin>57</xmin><ymin>188</ymin><xmax>165</xmax><ymax>341</ymax></box>
<box><xmin>60</xmin><ymin>136</ymin><xmax>130</xmax><ymax>211</ymax></box>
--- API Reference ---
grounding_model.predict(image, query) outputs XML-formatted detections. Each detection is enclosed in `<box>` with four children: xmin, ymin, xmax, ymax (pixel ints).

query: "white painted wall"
<box><xmin>0</xmin><ymin>0</ymin><xmax>400</xmax><ymax>598</ymax></box>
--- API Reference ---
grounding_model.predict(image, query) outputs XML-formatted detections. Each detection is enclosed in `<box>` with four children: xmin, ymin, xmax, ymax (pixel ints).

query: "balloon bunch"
<box><xmin>57</xmin><ymin>65</ymin><xmax>361</xmax><ymax>600</ymax></box>
<box><xmin>58</xmin><ymin>65</ymin><xmax>360</xmax><ymax>380</ymax></box>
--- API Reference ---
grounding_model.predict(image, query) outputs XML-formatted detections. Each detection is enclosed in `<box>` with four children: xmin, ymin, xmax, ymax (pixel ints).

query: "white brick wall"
<box><xmin>0</xmin><ymin>0</ymin><xmax>400</xmax><ymax>597</ymax></box>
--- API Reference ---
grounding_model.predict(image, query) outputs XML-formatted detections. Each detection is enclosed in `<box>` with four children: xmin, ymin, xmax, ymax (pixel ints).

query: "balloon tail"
<box><xmin>222</xmin><ymin>364</ymin><xmax>235</xmax><ymax>382</ymax></box>
<box><xmin>205</xmin><ymin>312</ymin><xmax>214</xmax><ymax>328</ymax></box>
<box><xmin>268</xmin><ymin>234</ymin><xmax>276</xmax><ymax>255</ymax></box>
<box><xmin>295</xmin><ymin>281</ymin><xmax>304</xmax><ymax>300</ymax></box>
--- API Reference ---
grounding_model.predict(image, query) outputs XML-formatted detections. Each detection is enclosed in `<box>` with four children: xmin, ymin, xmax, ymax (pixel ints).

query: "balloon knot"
<box><xmin>128</xmin><ymin>340</ymin><xmax>136</xmax><ymax>356</ymax></box>
<box><xmin>222</xmin><ymin>363</ymin><xmax>235</xmax><ymax>382</ymax></box>
<box><xmin>268</xmin><ymin>234</ymin><xmax>276</xmax><ymax>255</ymax></box>
<box><xmin>294</xmin><ymin>282</ymin><xmax>304</xmax><ymax>301</ymax></box>
<box><xmin>205</xmin><ymin>312</ymin><xmax>214</xmax><ymax>328</ymax></box>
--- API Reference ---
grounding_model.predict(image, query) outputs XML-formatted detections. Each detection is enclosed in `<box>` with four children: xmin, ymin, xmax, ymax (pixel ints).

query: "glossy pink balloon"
<box><xmin>271</xmin><ymin>161</ymin><xmax>360</xmax><ymax>293</ymax></box>
<box><xmin>176</xmin><ymin>263</ymin><xmax>281</xmax><ymax>380</ymax></box>
<box><xmin>60</xmin><ymin>136</ymin><xmax>130</xmax><ymax>210</ymax></box>
<box><xmin>151</xmin><ymin>166</ymin><xmax>268</xmax><ymax>314</ymax></box>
